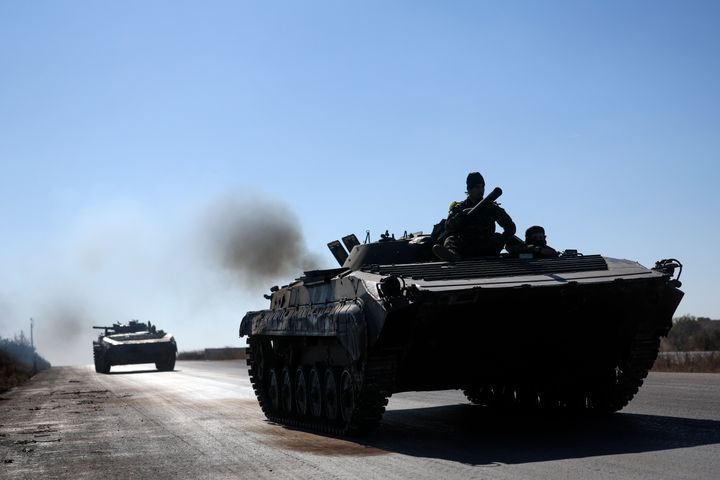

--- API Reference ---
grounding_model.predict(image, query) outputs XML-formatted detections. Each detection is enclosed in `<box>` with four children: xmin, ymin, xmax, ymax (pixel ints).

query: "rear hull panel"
<box><xmin>101</xmin><ymin>342</ymin><xmax>177</xmax><ymax>366</ymax></box>
<box><xmin>93</xmin><ymin>336</ymin><xmax>177</xmax><ymax>373</ymax></box>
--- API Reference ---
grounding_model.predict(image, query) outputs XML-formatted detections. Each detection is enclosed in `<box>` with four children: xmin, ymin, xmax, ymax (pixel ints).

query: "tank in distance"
<box><xmin>92</xmin><ymin>320</ymin><xmax>177</xmax><ymax>374</ymax></box>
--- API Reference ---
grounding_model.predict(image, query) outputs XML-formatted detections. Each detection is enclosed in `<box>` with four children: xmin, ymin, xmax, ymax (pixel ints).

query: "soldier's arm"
<box><xmin>493</xmin><ymin>204</ymin><xmax>516</xmax><ymax>238</ymax></box>
<box><xmin>540</xmin><ymin>246</ymin><xmax>560</xmax><ymax>257</ymax></box>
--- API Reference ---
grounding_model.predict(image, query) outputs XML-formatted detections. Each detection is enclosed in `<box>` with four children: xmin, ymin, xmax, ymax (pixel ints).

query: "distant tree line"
<box><xmin>661</xmin><ymin>316</ymin><xmax>720</xmax><ymax>352</ymax></box>
<box><xmin>0</xmin><ymin>331</ymin><xmax>51</xmax><ymax>392</ymax></box>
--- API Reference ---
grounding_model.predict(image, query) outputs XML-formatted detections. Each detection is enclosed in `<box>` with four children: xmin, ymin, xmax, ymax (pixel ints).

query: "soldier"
<box><xmin>433</xmin><ymin>172</ymin><xmax>516</xmax><ymax>261</ymax></box>
<box><xmin>524</xmin><ymin>225</ymin><xmax>559</xmax><ymax>257</ymax></box>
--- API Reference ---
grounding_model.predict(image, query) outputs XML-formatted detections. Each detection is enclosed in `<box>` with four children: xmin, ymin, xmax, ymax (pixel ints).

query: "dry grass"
<box><xmin>0</xmin><ymin>339</ymin><xmax>51</xmax><ymax>393</ymax></box>
<box><xmin>652</xmin><ymin>351</ymin><xmax>720</xmax><ymax>373</ymax></box>
<box><xmin>0</xmin><ymin>356</ymin><xmax>39</xmax><ymax>392</ymax></box>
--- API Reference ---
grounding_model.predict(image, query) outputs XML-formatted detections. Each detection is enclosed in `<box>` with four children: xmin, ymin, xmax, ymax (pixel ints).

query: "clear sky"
<box><xmin>1</xmin><ymin>1</ymin><xmax>719</xmax><ymax>365</ymax></box>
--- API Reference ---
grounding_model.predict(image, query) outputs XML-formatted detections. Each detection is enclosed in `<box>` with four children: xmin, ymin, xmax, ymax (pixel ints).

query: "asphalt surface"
<box><xmin>1</xmin><ymin>361</ymin><xmax>719</xmax><ymax>479</ymax></box>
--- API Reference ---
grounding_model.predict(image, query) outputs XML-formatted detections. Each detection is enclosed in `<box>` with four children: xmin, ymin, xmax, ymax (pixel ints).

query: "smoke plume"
<box><xmin>34</xmin><ymin>298</ymin><xmax>94</xmax><ymax>366</ymax></box>
<box><xmin>39</xmin><ymin>299</ymin><xmax>91</xmax><ymax>344</ymax></box>
<box><xmin>0</xmin><ymin>191</ymin><xmax>323</xmax><ymax>366</ymax></box>
<box><xmin>203</xmin><ymin>194</ymin><xmax>321</xmax><ymax>286</ymax></box>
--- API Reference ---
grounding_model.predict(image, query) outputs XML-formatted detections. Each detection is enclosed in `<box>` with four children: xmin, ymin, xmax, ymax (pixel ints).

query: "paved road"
<box><xmin>2</xmin><ymin>361</ymin><xmax>719</xmax><ymax>479</ymax></box>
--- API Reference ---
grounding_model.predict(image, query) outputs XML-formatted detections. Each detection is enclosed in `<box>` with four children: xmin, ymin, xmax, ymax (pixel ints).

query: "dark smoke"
<box><xmin>40</xmin><ymin>300</ymin><xmax>90</xmax><ymax>343</ymax></box>
<box><xmin>35</xmin><ymin>298</ymin><xmax>94</xmax><ymax>366</ymax></box>
<box><xmin>204</xmin><ymin>194</ymin><xmax>321</xmax><ymax>286</ymax></box>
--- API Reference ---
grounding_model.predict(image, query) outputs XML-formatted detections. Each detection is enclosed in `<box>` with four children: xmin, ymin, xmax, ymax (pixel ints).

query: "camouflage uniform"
<box><xmin>442</xmin><ymin>197</ymin><xmax>516</xmax><ymax>257</ymax></box>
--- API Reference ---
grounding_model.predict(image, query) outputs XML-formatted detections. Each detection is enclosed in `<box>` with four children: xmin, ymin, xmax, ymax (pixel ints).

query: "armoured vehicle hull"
<box><xmin>240</xmin><ymin>240</ymin><xmax>683</xmax><ymax>435</ymax></box>
<box><xmin>93</xmin><ymin>321</ymin><xmax>177</xmax><ymax>374</ymax></box>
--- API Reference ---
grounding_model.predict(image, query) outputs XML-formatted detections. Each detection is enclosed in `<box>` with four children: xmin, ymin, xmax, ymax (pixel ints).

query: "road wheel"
<box><xmin>463</xmin><ymin>385</ymin><xmax>492</xmax><ymax>406</ymax></box>
<box><xmin>497</xmin><ymin>384</ymin><xmax>516</xmax><ymax>409</ymax></box>
<box><xmin>267</xmin><ymin>369</ymin><xmax>280</xmax><ymax>411</ymax></box>
<box><xmin>563</xmin><ymin>390</ymin><xmax>588</xmax><ymax>412</ymax></box>
<box><xmin>538</xmin><ymin>388</ymin><xmax>561</xmax><ymax>411</ymax></box>
<box><xmin>324</xmin><ymin>368</ymin><xmax>339</xmax><ymax>421</ymax></box>
<box><xmin>586</xmin><ymin>371</ymin><xmax>621</xmax><ymax>413</ymax></box>
<box><xmin>516</xmin><ymin>385</ymin><xmax>539</xmax><ymax>411</ymax></box>
<box><xmin>281</xmin><ymin>366</ymin><xmax>293</xmax><ymax>413</ymax></box>
<box><xmin>340</xmin><ymin>369</ymin><xmax>356</xmax><ymax>423</ymax></box>
<box><xmin>295</xmin><ymin>367</ymin><xmax>308</xmax><ymax>416</ymax></box>
<box><xmin>309</xmin><ymin>367</ymin><xmax>323</xmax><ymax>418</ymax></box>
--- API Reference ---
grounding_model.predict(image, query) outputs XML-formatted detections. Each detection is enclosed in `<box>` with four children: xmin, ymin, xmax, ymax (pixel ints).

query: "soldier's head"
<box><xmin>525</xmin><ymin>225</ymin><xmax>547</xmax><ymax>246</ymax></box>
<box><xmin>466</xmin><ymin>172</ymin><xmax>485</xmax><ymax>201</ymax></box>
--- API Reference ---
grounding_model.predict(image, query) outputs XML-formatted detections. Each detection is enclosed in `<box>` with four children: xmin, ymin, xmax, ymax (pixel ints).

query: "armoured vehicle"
<box><xmin>240</xmin><ymin>190</ymin><xmax>684</xmax><ymax>435</ymax></box>
<box><xmin>93</xmin><ymin>320</ymin><xmax>177</xmax><ymax>374</ymax></box>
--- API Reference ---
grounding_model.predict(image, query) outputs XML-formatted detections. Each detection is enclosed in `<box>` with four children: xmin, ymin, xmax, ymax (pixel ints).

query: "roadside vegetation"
<box><xmin>654</xmin><ymin>316</ymin><xmax>720</xmax><ymax>373</ymax></box>
<box><xmin>177</xmin><ymin>349</ymin><xmax>206</xmax><ymax>360</ymax></box>
<box><xmin>660</xmin><ymin>316</ymin><xmax>720</xmax><ymax>351</ymax></box>
<box><xmin>0</xmin><ymin>332</ymin><xmax>51</xmax><ymax>393</ymax></box>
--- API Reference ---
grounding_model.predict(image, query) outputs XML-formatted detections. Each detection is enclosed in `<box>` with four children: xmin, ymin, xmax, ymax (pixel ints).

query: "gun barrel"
<box><xmin>467</xmin><ymin>187</ymin><xmax>503</xmax><ymax>217</ymax></box>
<box><xmin>92</xmin><ymin>326</ymin><xmax>111</xmax><ymax>330</ymax></box>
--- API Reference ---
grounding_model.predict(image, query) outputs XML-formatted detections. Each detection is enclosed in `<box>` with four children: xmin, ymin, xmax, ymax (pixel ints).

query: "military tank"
<box><xmin>93</xmin><ymin>320</ymin><xmax>177</xmax><ymax>374</ymax></box>
<box><xmin>240</xmin><ymin>191</ymin><xmax>684</xmax><ymax>435</ymax></box>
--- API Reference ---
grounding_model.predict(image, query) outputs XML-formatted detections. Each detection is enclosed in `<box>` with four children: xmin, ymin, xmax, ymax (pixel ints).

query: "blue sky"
<box><xmin>1</xmin><ymin>1</ymin><xmax>719</xmax><ymax>365</ymax></box>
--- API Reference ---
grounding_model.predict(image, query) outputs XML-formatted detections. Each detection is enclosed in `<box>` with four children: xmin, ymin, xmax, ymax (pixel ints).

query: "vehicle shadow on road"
<box><xmin>358</xmin><ymin>404</ymin><xmax>720</xmax><ymax>466</ymax></box>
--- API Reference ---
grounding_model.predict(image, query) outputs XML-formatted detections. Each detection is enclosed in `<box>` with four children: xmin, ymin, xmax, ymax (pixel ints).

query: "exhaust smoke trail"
<box><xmin>202</xmin><ymin>194</ymin><xmax>321</xmax><ymax>286</ymax></box>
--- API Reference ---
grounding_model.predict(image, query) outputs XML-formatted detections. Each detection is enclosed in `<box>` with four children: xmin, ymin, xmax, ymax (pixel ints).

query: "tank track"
<box><xmin>246</xmin><ymin>340</ymin><xmax>397</xmax><ymax>435</ymax></box>
<box><xmin>588</xmin><ymin>328</ymin><xmax>661</xmax><ymax>412</ymax></box>
<box><xmin>463</xmin><ymin>326</ymin><xmax>662</xmax><ymax>413</ymax></box>
<box><xmin>93</xmin><ymin>346</ymin><xmax>111</xmax><ymax>374</ymax></box>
